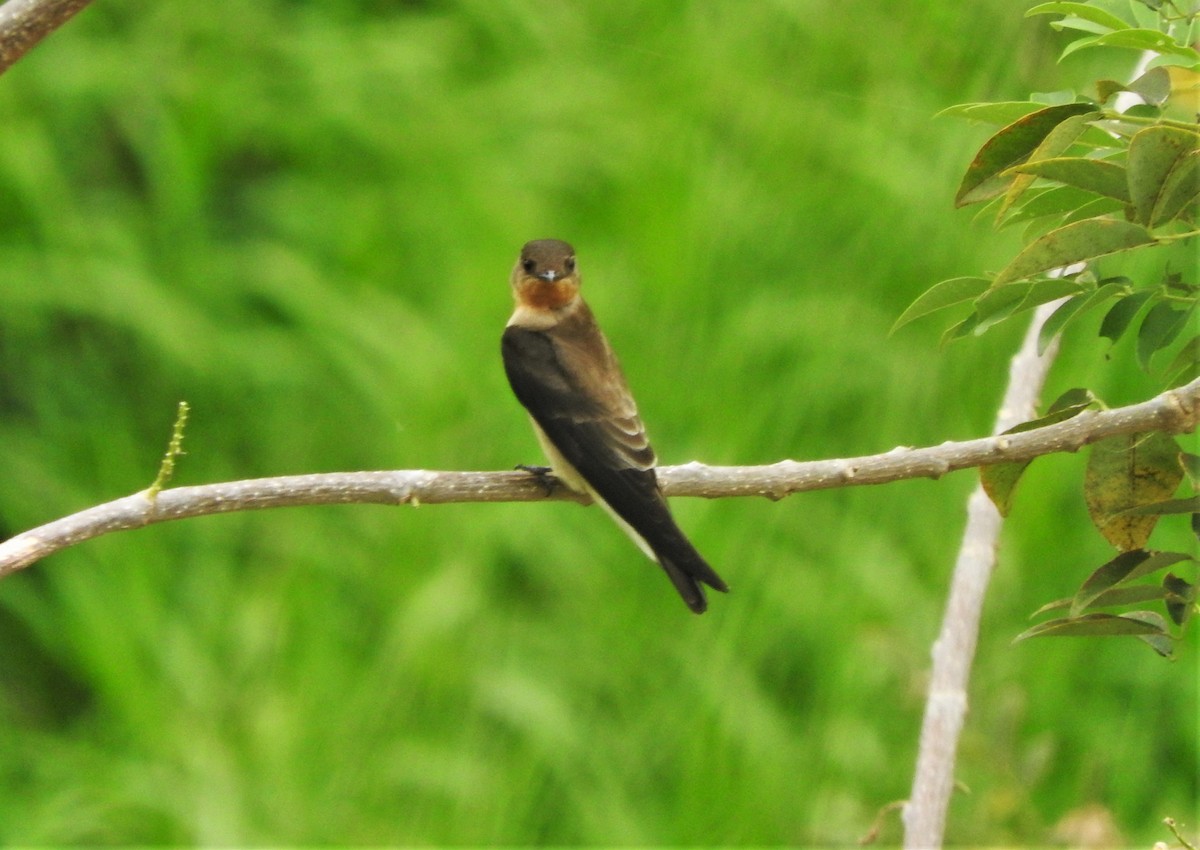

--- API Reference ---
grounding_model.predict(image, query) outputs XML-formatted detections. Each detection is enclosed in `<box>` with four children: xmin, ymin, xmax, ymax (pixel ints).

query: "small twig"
<box><xmin>0</xmin><ymin>377</ymin><xmax>1195</xmax><ymax>579</ymax></box>
<box><xmin>1165</xmin><ymin>817</ymin><xmax>1198</xmax><ymax>850</ymax></box>
<box><xmin>859</xmin><ymin>799</ymin><xmax>907</xmax><ymax>845</ymax></box>
<box><xmin>146</xmin><ymin>401</ymin><xmax>190</xmax><ymax>502</ymax></box>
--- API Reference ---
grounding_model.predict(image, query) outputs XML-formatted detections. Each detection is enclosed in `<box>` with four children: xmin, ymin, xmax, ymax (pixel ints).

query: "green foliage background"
<box><xmin>0</xmin><ymin>0</ymin><xmax>1194</xmax><ymax>844</ymax></box>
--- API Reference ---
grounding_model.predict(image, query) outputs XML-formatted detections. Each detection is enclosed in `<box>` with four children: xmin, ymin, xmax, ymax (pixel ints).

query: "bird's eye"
<box><xmin>564</xmin><ymin>257</ymin><xmax>576</xmax><ymax>272</ymax></box>
<box><xmin>522</xmin><ymin>259</ymin><xmax>535</xmax><ymax>273</ymax></box>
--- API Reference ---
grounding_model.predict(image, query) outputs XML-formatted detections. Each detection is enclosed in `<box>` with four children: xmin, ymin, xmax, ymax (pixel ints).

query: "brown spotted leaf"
<box><xmin>955</xmin><ymin>103</ymin><xmax>1097</xmax><ymax>207</ymax></box>
<box><xmin>1085</xmin><ymin>432</ymin><xmax>1185</xmax><ymax>550</ymax></box>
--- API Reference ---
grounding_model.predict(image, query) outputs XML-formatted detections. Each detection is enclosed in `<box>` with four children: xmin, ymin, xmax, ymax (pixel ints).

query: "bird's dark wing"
<box><xmin>502</xmin><ymin>325</ymin><xmax>728</xmax><ymax>610</ymax></box>
<box><xmin>502</xmin><ymin>325</ymin><xmax>652</xmax><ymax>468</ymax></box>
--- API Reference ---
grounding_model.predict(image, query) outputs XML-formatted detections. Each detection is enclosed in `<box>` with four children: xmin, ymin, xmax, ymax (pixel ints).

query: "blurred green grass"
<box><xmin>0</xmin><ymin>0</ymin><xmax>1194</xmax><ymax>844</ymax></box>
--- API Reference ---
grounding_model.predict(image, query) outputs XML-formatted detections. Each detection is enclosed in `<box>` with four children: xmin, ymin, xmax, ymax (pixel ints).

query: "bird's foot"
<box><xmin>515</xmin><ymin>464</ymin><xmax>556</xmax><ymax>496</ymax></box>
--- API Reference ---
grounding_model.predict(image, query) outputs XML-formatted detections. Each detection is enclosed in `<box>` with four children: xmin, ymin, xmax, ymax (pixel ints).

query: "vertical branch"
<box><xmin>902</xmin><ymin>300</ymin><xmax>1064</xmax><ymax>848</ymax></box>
<box><xmin>0</xmin><ymin>0</ymin><xmax>94</xmax><ymax>75</ymax></box>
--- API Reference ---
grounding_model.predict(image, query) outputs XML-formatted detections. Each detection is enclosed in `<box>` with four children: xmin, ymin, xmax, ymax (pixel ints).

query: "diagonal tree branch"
<box><xmin>1</xmin><ymin>375</ymin><xmax>1196</xmax><ymax>578</ymax></box>
<box><xmin>0</xmin><ymin>0</ymin><xmax>94</xmax><ymax>75</ymax></box>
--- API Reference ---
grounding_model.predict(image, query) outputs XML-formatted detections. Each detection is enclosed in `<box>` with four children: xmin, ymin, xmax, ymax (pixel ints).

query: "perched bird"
<box><xmin>501</xmin><ymin>239</ymin><xmax>729</xmax><ymax>613</ymax></box>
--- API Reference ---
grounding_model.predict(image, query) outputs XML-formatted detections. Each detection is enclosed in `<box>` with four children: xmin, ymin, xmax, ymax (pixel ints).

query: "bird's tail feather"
<box><xmin>592</xmin><ymin>487</ymin><xmax>729</xmax><ymax>614</ymax></box>
<box><xmin>658</xmin><ymin>537</ymin><xmax>729</xmax><ymax>615</ymax></box>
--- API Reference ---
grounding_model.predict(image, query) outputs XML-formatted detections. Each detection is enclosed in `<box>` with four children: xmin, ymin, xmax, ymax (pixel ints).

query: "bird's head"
<box><xmin>511</xmin><ymin>239</ymin><xmax>581</xmax><ymax>311</ymax></box>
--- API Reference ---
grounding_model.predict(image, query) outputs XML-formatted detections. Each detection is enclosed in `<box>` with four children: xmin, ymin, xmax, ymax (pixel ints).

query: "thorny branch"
<box><xmin>1</xmin><ymin>376</ymin><xmax>1196</xmax><ymax>577</ymax></box>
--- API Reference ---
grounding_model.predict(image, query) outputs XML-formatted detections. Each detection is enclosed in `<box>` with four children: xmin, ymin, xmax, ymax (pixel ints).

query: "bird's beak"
<box><xmin>536</xmin><ymin>271</ymin><xmax>559</xmax><ymax>282</ymax></box>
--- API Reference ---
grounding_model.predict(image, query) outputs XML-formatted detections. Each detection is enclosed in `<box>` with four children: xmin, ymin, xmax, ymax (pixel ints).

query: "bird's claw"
<box><xmin>515</xmin><ymin>464</ymin><xmax>556</xmax><ymax>496</ymax></box>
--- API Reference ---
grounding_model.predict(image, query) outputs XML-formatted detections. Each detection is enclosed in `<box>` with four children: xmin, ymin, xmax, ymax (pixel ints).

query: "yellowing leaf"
<box><xmin>1085</xmin><ymin>432</ymin><xmax>1185</xmax><ymax>550</ymax></box>
<box><xmin>1163</xmin><ymin>66</ymin><xmax>1200</xmax><ymax>122</ymax></box>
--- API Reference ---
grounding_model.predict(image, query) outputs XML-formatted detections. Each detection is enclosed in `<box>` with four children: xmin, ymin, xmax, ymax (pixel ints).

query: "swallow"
<box><xmin>501</xmin><ymin>238</ymin><xmax>729</xmax><ymax>613</ymax></box>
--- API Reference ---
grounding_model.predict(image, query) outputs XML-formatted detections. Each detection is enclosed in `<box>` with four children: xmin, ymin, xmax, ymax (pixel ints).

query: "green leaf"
<box><xmin>940</xmin><ymin>314</ymin><xmax>978</xmax><ymax>347</ymax></box>
<box><xmin>1012</xmin><ymin>609</ymin><xmax>1171</xmax><ymax>657</ymax></box>
<box><xmin>1095</xmin><ymin>78</ymin><xmax>1128</xmax><ymax>104</ymax></box>
<box><xmin>1029</xmin><ymin>89</ymin><xmax>1083</xmax><ymax>107</ymax></box>
<box><xmin>1061</xmin><ymin>29</ymin><xmax>1200</xmax><ymax>62</ymax></box>
<box><xmin>1073</xmin><ymin>550</ymin><xmax>1194</xmax><ymax>615</ymax></box>
<box><xmin>1122</xmin><ymin>551</ymin><xmax>1193</xmax><ymax>581</ymax></box>
<box><xmin>980</xmin><ymin>388</ymin><xmax>1098</xmax><ymax>516</ymax></box>
<box><xmin>1005</xmin><ymin>187</ymin><xmax>1126</xmax><ymax>232</ymax></box>
<box><xmin>1050</xmin><ymin>17</ymin><xmax>1124</xmax><ymax>37</ymax></box>
<box><xmin>1059</xmin><ymin>195</ymin><xmax>1129</xmax><ymax>225</ymax></box>
<box><xmin>1122</xmin><ymin>103</ymin><xmax>1162</xmax><ymax>120</ymax></box>
<box><xmin>1075</xmin><ymin>122</ymin><xmax>1127</xmax><ymax>152</ymax></box>
<box><xmin>1014</xmin><ymin>611</ymin><xmax>1170</xmax><ymax>639</ymax></box>
<box><xmin>1037</xmin><ymin>280</ymin><xmax>1129</xmax><ymax>353</ymax></box>
<box><xmin>1099</xmin><ymin>289</ymin><xmax>1155</xmax><ymax>344</ymax></box>
<box><xmin>1128</xmin><ymin>66</ymin><xmax>1172</xmax><ymax>107</ymax></box>
<box><xmin>999</xmin><ymin>114</ymin><xmax>1100</xmax><ymax>217</ymax></box>
<box><xmin>993</xmin><ymin>218</ymin><xmax>1156</xmax><ymax>286</ymax></box>
<box><xmin>955</xmin><ymin>103</ymin><xmax>1097</xmax><ymax>207</ymax></box>
<box><xmin>980</xmin><ymin>461</ymin><xmax>1029</xmax><ymax>517</ymax></box>
<box><xmin>1021</xmin><ymin>214</ymin><xmax>1064</xmax><ymax>245</ymax></box>
<box><xmin>1127</xmin><ymin>611</ymin><xmax>1176</xmax><ymax>656</ymax></box>
<box><xmin>972</xmin><ymin>278</ymin><xmax>1086</xmax><ymax>333</ymax></box>
<box><xmin>1128</xmin><ymin>126</ymin><xmax>1200</xmax><ymax>227</ymax></box>
<box><xmin>1004</xmin><ymin>185</ymin><xmax>1105</xmax><ymax>224</ymax></box>
<box><xmin>1164</xmin><ymin>275</ymin><xmax>1197</xmax><ymax>296</ymax></box>
<box><xmin>1151</xmin><ymin>150</ymin><xmax>1200</xmax><ymax>227</ymax></box>
<box><xmin>1085</xmin><ymin>433</ymin><xmax>1185</xmax><ymax>550</ymax></box>
<box><xmin>1163</xmin><ymin>573</ymin><xmax>1196</xmax><ymax>626</ymax></box>
<box><xmin>1137</xmin><ymin>301</ymin><xmax>1194</xmax><ymax>370</ymax></box>
<box><xmin>1038</xmin><ymin>293</ymin><xmax>1092</xmax><ymax>352</ymax></box>
<box><xmin>1046</xmin><ymin>386</ymin><xmax>1099</xmax><ymax>416</ymax></box>
<box><xmin>1025</xmin><ymin>2</ymin><xmax>1134</xmax><ymax>32</ymax></box>
<box><xmin>969</xmin><ymin>194</ymin><xmax>1007</xmax><ymax>228</ymax></box>
<box><xmin>1032</xmin><ymin>583</ymin><xmax>1168</xmax><ymax>616</ymax></box>
<box><xmin>1164</xmin><ymin>335</ymin><xmax>1200</xmax><ymax>387</ymax></box>
<box><xmin>1180</xmin><ymin>452</ymin><xmax>1200</xmax><ymax>488</ymax></box>
<box><xmin>937</xmin><ymin>102</ymin><xmax>1044</xmax><ymax>125</ymax></box>
<box><xmin>1009</xmin><ymin>157</ymin><xmax>1131</xmax><ymax>202</ymax></box>
<box><xmin>971</xmin><ymin>282</ymin><xmax>1035</xmax><ymax>330</ymax></box>
<box><xmin>891</xmin><ymin>277</ymin><xmax>991</xmax><ymax>334</ymax></box>
<box><xmin>1073</xmin><ymin>551</ymin><xmax>1149</xmax><ymax>615</ymax></box>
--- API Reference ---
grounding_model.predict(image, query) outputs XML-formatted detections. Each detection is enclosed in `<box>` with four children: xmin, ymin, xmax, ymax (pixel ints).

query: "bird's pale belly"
<box><xmin>530</xmin><ymin>418</ymin><xmax>589</xmax><ymax>493</ymax></box>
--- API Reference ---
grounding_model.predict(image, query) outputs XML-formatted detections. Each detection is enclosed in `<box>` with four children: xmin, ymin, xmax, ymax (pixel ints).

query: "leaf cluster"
<box><xmin>900</xmin><ymin>0</ymin><xmax>1200</xmax><ymax>655</ymax></box>
<box><xmin>1016</xmin><ymin>548</ymin><xmax>1195</xmax><ymax>657</ymax></box>
<box><xmin>895</xmin><ymin>1</ymin><xmax>1199</xmax><ymax>377</ymax></box>
<box><xmin>985</xmin><ymin>387</ymin><xmax>1198</xmax><ymax>655</ymax></box>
